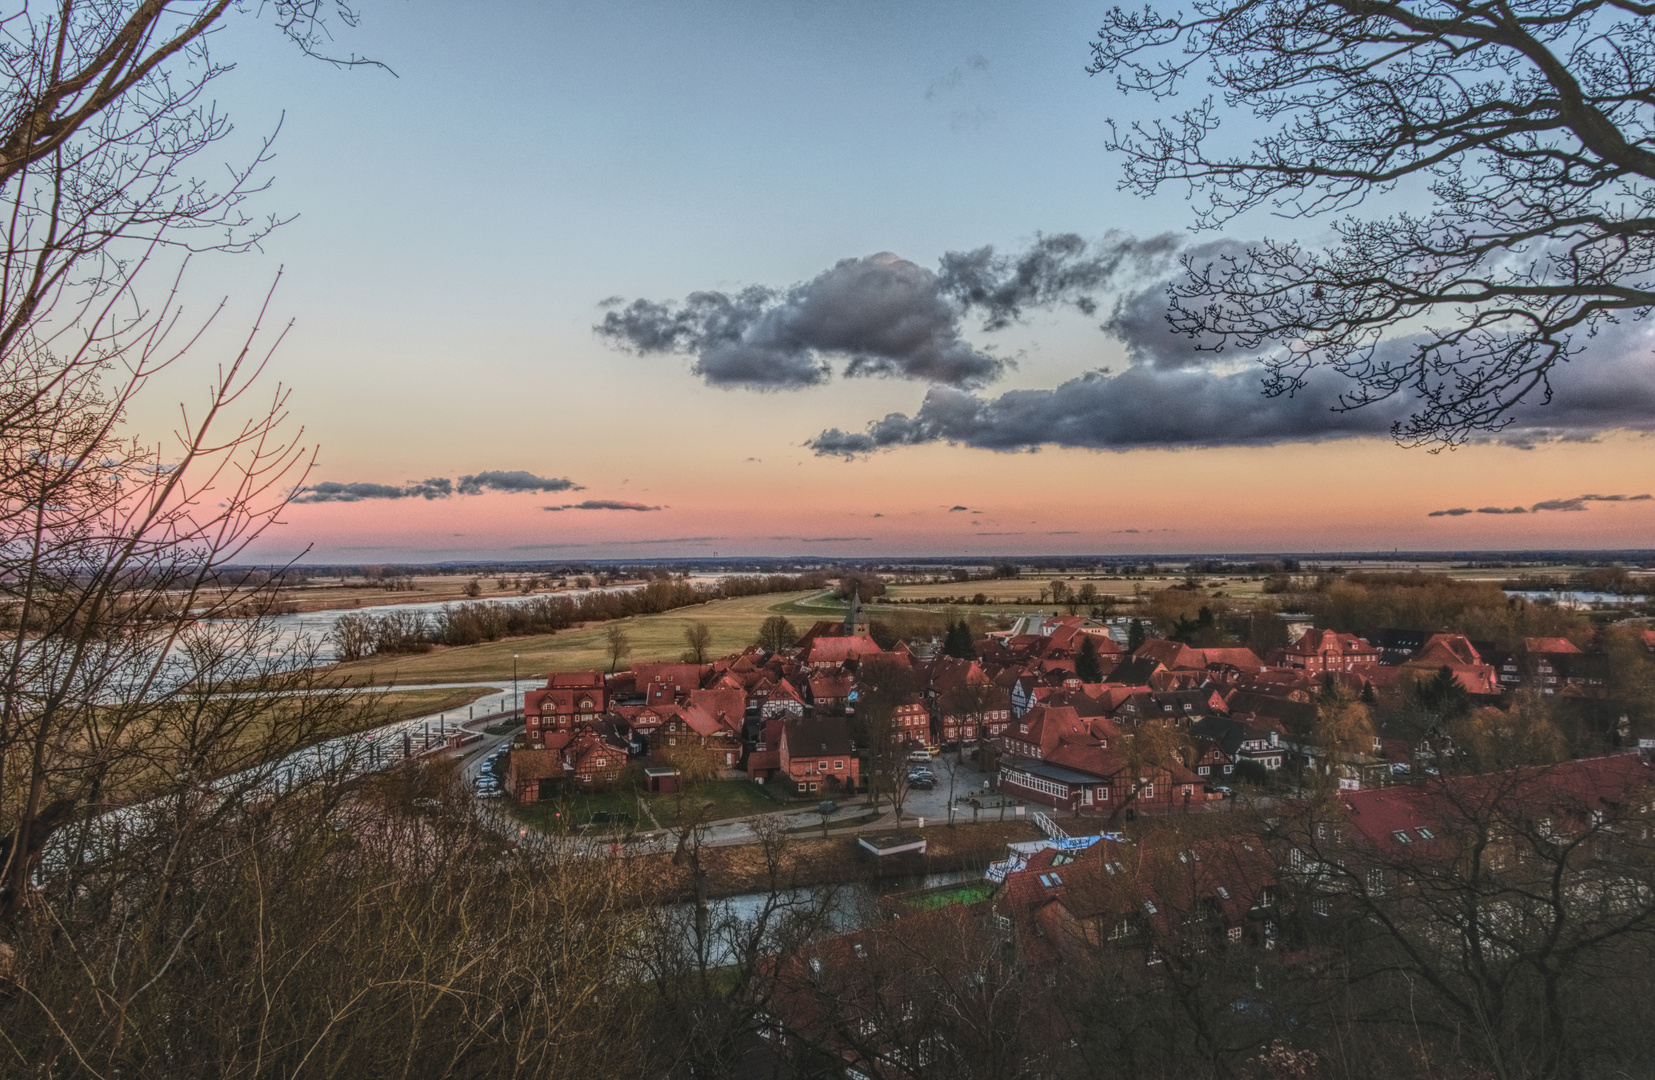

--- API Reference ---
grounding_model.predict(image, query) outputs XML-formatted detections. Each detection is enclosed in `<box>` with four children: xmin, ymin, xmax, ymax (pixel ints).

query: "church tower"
<box><xmin>844</xmin><ymin>589</ymin><xmax>870</xmax><ymax>637</ymax></box>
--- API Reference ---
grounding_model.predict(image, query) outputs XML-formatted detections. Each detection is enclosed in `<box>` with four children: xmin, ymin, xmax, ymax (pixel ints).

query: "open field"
<box><xmin>321</xmin><ymin>591</ymin><xmax>826</xmax><ymax>685</ymax></box>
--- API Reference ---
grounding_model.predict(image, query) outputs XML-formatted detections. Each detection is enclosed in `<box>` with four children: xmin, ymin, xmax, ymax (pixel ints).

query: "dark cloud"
<box><xmin>799</xmin><ymin>536</ymin><xmax>874</xmax><ymax>542</ymax></box>
<box><xmin>948</xmin><ymin>505</ymin><xmax>969</xmax><ymax>512</ymax></box>
<box><xmin>1047</xmin><ymin>530</ymin><xmax>1080</xmax><ymax>535</ymax></box>
<box><xmin>872</xmin><ymin>513</ymin><xmax>884</xmax><ymax>518</ymax></box>
<box><xmin>596</xmin><ymin>256</ymin><xmax>999</xmax><ymax>389</ymax></box>
<box><xmin>543</xmin><ymin>500</ymin><xmax>662</xmax><ymax>512</ymax></box>
<box><xmin>939</xmin><ymin>232</ymin><xmax>1178</xmax><ymax>332</ymax></box>
<box><xmin>457</xmin><ymin>470</ymin><xmax>581</xmax><ymax>495</ymax></box>
<box><xmin>297</xmin><ymin>470</ymin><xmax>585</xmax><ymax>503</ymax></box>
<box><xmin>596</xmin><ymin>234</ymin><xmax>1177</xmax><ymax>391</ymax></box>
<box><xmin>293</xmin><ymin>478</ymin><xmax>453</xmax><ymax>503</ymax></box>
<box><xmin>1115</xmin><ymin>528</ymin><xmax>1141</xmax><ymax>534</ymax></box>
<box><xmin>976</xmin><ymin>531</ymin><xmax>1025</xmax><ymax>536</ymax></box>
<box><xmin>810</xmin><ymin>318</ymin><xmax>1655</xmax><ymax>456</ymax></box>
<box><xmin>1428</xmin><ymin>493</ymin><xmax>1652</xmax><ymax>517</ymax></box>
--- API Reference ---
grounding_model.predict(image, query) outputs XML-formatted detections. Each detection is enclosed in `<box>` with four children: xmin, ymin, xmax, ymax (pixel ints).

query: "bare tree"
<box><xmin>756</xmin><ymin>613</ymin><xmax>797</xmax><ymax>653</ymax></box>
<box><xmin>684</xmin><ymin>620</ymin><xmax>713</xmax><ymax>664</ymax></box>
<box><xmin>1094</xmin><ymin>0</ymin><xmax>1655</xmax><ymax>445</ymax></box>
<box><xmin>606</xmin><ymin>623</ymin><xmax>633</xmax><ymax>672</ymax></box>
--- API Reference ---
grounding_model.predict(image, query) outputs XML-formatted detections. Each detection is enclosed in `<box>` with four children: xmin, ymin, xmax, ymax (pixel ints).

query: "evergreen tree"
<box><xmin>1076</xmin><ymin>633</ymin><xmax>1104</xmax><ymax>683</ymax></box>
<box><xmin>1128</xmin><ymin>618</ymin><xmax>1146</xmax><ymax>652</ymax></box>
<box><xmin>943</xmin><ymin>619</ymin><xmax>977</xmax><ymax>659</ymax></box>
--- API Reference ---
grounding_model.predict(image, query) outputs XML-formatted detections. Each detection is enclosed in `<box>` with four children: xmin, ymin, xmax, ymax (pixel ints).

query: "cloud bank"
<box><xmin>595</xmin><ymin>234</ymin><xmax>1177</xmax><ymax>391</ymax></box>
<box><xmin>810</xmin><ymin>317</ymin><xmax>1655</xmax><ymax>456</ymax></box>
<box><xmin>543</xmin><ymin>500</ymin><xmax>662</xmax><ymax>512</ymax></box>
<box><xmin>457</xmin><ymin>470</ymin><xmax>581</xmax><ymax>495</ymax></box>
<box><xmin>1428</xmin><ymin>493</ymin><xmax>1652</xmax><ymax>517</ymax></box>
<box><xmin>295</xmin><ymin>470</ymin><xmax>580</xmax><ymax>504</ymax></box>
<box><xmin>292</xmin><ymin>478</ymin><xmax>453</xmax><ymax>503</ymax></box>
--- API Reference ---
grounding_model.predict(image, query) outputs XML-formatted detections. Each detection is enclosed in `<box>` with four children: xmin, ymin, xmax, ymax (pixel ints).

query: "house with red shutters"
<box><xmin>1270</xmin><ymin>628</ymin><xmax>1383</xmax><ymax>672</ymax></box>
<box><xmin>778</xmin><ymin>715</ymin><xmax>859</xmax><ymax>795</ymax></box>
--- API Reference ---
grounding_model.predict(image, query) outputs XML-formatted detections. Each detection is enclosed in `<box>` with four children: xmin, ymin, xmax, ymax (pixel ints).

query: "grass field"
<box><xmin>322</xmin><ymin>591</ymin><xmax>828</xmax><ymax>685</ymax></box>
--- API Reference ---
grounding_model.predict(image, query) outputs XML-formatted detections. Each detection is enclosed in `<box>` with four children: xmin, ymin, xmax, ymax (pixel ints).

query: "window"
<box><xmin>835</xmin><ymin>760</ymin><xmax>844</xmax><ymax>770</ymax></box>
<box><xmin>1143</xmin><ymin>900</ymin><xmax>1159</xmax><ymax>915</ymax></box>
<box><xmin>1216</xmin><ymin>886</ymin><xmax>1231</xmax><ymax>900</ymax></box>
<box><xmin>1049</xmin><ymin>871</ymin><xmax>1063</xmax><ymax>885</ymax></box>
<box><xmin>1416</xmin><ymin>827</ymin><xmax>1435</xmax><ymax>840</ymax></box>
<box><xmin>1227</xmin><ymin>926</ymin><xmax>1242</xmax><ymax>943</ymax></box>
<box><xmin>1393</xmin><ymin>831</ymin><xmax>1413</xmax><ymax>844</ymax></box>
<box><xmin>1198</xmin><ymin>765</ymin><xmax>1210</xmax><ymax>775</ymax></box>
<box><xmin>1367</xmin><ymin>868</ymin><xmax>1385</xmax><ymax>894</ymax></box>
<box><xmin>1223</xmin><ymin>765</ymin><xmax>1234</xmax><ymax>775</ymax></box>
<box><xmin>1313</xmin><ymin>897</ymin><xmax>1331</xmax><ymax>917</ymax></box>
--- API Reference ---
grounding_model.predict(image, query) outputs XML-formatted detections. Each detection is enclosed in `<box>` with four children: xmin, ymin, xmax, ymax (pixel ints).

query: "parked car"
<box><xmin>909</xmin><ymin>777</ymin><xmax>936</xmax><ymax>790</ymax></box>
<box><xmin>1208</xmin><ymin>785</ymin><xmax>1234</xmax><ymax>798</ymax></box>
<box><xmin>907</xmin><ymin>750</ymin><xmax>933</xmax><ymax>763</ymax></box>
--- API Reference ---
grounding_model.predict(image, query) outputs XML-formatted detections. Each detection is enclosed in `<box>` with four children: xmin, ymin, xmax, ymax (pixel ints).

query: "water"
<box><xmin>224</xmin><ymin>584</ymin><xmax>648</xmax><ymax>665</ymax></box>
<box><xmin>1504</xmin><ymin>589</ymin><xmax>1647</xmax><ymax>606</ymax></box>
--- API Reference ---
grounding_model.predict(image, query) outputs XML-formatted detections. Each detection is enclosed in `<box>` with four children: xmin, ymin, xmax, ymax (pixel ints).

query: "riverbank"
<box><xmin>635</xmin><ymin>820</ymin><xmax>1043</xmax><ymax>902</ymax></box>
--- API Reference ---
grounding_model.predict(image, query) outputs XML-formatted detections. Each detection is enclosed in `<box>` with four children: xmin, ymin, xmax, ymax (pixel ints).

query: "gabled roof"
<box><xmin>803</xmin><ymin>635</ymin><xmax>885</xmax><ymax>665</ymax></box>
<box><xmin>782</xmin><ymin>715</ymin><xmax>855</xmax><ymax>758</ymax></box>
<box><xmin>687</xmin><ymin>687</ymin><xmax>747</xmax><ymax>730</ymax></box>
<box><xmin>1524</xmin><ymin>636</ymin><xmax>1583</xmax><ymax>655</ymax></box>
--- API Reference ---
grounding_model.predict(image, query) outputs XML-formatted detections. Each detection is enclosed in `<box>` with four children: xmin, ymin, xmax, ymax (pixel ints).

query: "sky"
<box><xmin>136</xmin><ymin>0</ymin><xmax>1655</xmax><ymax>563</ymax></box>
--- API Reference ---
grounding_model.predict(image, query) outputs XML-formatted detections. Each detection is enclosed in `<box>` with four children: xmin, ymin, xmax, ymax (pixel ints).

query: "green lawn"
<box><xmin>897</xmin><ymin>881</ymin><xmax>994</xmax><ymax>910</ymax></box>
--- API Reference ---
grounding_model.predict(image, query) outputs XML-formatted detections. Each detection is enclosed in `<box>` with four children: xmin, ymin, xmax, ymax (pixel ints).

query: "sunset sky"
<box><xmin>163</xmin><ymin>0</ymin><xmax>1653</xmax><ymax>563</ymax></box>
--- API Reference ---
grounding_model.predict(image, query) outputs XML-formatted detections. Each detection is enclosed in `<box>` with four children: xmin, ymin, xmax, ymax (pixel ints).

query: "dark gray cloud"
<box><xmin>799</xmin><ymin>536</ymin><xmax>874</xmax><ymax>542</ymax></box>
<box><xmin>543</xmin><ymin>500</ymin><xmax>662</xmax><ymax>512</ymax></box>
<box><xmin>457</xmin><ymin>470</ymin><xmax>581</xmax><ymax>495</ymax></box>
<box><xmin>1429</xmin><ymin>493</ymin><xmax>1652</xmax><ymax>517</ymax></box>
<box><xmin>297</xmin><ymin>470</ymin><xmax>584</xmax><ymax>504</ymax></box>
<box><xmin>940</xmin><ymin>232</ymin><xmax>1179</xmax><ymax>332</ymax></box>
<box><xmin>293</xmin><ymin>477</ymin><xmax>453</xmax><ymax>503</ymax></box>
<box><xmin>810</xmin><ymin>318</ymin><xmax>1655</xmax><ymax>456</ymax></box>
<box><xmin>596</xmin><ymin>234</ymin><xmax>1177</xmax><ymax>391</ymax></box>
<box><xmin>948</xmin><ymin>505</ymin><xmax>969</xmax><ymax>511</ymax></box>
<box><xmin>1048</xmin><ymin>530</ymin><xmax>1080</xmax><ymax>535</ymax></box>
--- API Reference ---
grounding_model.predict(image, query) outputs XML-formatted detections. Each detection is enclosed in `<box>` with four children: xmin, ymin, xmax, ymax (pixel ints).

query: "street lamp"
<box><xmin>513</xmin><ymin>653</ymin><xmax>520</xmax><ymax>717</ymax></box>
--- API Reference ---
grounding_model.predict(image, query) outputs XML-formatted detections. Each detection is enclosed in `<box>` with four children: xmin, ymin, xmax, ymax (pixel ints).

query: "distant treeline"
<box><xmin>328</xmin><ymin>572</ymin><xmax>828</xmax><ymax>661</ymax></box>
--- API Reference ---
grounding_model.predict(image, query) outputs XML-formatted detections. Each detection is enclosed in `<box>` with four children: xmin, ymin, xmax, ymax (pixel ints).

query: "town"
<box><xmin>440</xmin><ymin>570</ymin><xmax>1655</xmax><ymax>1077</ymax></box>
